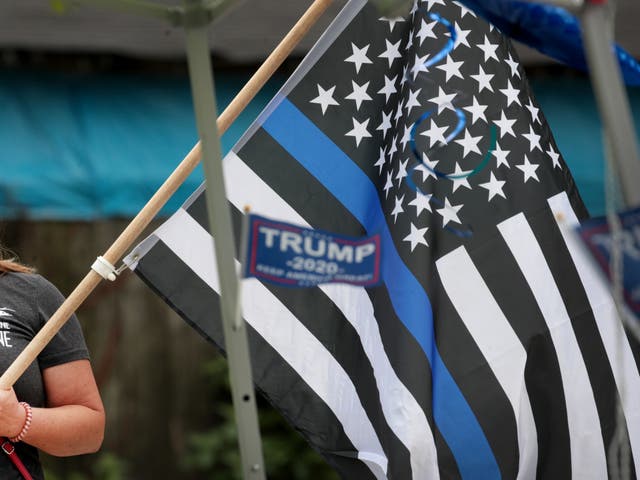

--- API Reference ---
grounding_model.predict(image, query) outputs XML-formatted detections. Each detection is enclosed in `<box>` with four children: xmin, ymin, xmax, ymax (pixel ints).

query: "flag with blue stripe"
<box><xmin>127</xmin><ymin>0</ymin><xmax>640</xmax><ymax>478</ymax></box>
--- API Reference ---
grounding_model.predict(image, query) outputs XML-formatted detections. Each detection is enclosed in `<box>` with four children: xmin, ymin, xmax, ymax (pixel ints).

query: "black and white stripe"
<box><xmin>498</xmin><ymin>210</ymin><xmax>608</xmax><ymax>478</ymax></box>
<box><xmin>436</xmin><ymin>246</ymin><xmax>538</xmax><ymax>479</ymax></box>
<box><xmin>132</xmin><ymin>151</ymin><xmax>443</xmax><ymax>479</ymax></box>
<box><xmin>434</xmin><ymin>190</ymin><xmax>640</xmax><ymax>479</ymax></box>
<box><xmin>549</xmin><ymin>192</ymin><xmax>640</xmax><ymax>476</ymax></box>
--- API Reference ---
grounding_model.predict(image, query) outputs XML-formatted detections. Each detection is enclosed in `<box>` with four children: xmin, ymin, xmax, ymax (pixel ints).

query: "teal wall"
<box><xmin>0</xmin><ymin>70</ymin><xmax>284</xmax><ymax>219</ymax></box>
<box><xmin>531</xmin><ymin>76</ymin><xmax>640</xmax><ymax>216</ymax></box>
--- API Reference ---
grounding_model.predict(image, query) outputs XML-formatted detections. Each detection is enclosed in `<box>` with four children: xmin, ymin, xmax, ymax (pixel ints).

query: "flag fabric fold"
<box><xmin>127</xmin><ymin>0</ymin><xmax>640</xmax><ymax>478</ymax></box>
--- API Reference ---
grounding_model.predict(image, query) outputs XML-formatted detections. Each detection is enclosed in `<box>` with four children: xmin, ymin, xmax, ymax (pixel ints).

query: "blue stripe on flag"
<box><xmin>262</xmin><ymin>98</ymin><xmax>501</xmax><ymax>479</ymax></box>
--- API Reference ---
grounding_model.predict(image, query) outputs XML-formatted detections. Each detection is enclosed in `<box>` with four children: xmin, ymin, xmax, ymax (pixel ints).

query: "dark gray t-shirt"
<box><xmin>0</xmin><ymin>272</ymin><xmax>89</xmax><ymax>480</ymax></box>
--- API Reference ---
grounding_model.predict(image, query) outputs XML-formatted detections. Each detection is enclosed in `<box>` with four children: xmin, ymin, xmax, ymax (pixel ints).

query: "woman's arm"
<box><xmin>0</xmin><ymin>359</ymin><xmax>105</xmax><ymax>457</ymax></box>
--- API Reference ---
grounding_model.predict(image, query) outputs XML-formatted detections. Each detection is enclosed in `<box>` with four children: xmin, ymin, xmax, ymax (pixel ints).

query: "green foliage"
<box><xmin>43</xmin><ymin>451</ymin><xmax>128</xmax><ymax>480</ymax></box>
<box><xmin>182</xmin><ymin>355</ymin><xmax>340</xmax><ymax>480</ymax></box>
<box><xmin>91</xmin><ymin>452</ymin><xmax>129</xmax><ymax>480</ymax></box>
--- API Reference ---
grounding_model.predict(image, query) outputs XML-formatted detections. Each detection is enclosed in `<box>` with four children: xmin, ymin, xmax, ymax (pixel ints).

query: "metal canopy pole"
<box><xmin>181</xmin><ymin>1</ymin><xmax>266</xmax><ymax>478</ymax></box>
<box><xmin>578</xmin><ymin>0</ymin><xmax>640</xmax><ymax>208</ymax></box>
<box><xmin>576</xmin><ymin>3</ymin><xmax>639</xmax><ymax>477</ymax></box>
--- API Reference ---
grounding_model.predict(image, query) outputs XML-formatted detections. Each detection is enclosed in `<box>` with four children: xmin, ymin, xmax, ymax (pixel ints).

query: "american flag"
<box><xmin>127</xmin><ymin>0</ymin><xmax>640</xmax><ymax>478</ymax></box>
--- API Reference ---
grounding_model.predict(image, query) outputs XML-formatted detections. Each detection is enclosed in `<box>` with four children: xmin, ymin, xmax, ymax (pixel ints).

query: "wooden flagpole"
<box><xmin>0</xmin><ymin>0</ymin><xmax>333</xmax><ymax>390</ymax></box>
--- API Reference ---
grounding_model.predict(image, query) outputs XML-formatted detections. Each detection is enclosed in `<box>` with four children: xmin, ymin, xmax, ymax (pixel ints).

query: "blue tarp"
<box><xmin>0</xmin><ymin>70</ymin><xmax>283</xmax><ymax>220</ymax></box>
<box><xmin>0</xmin><ymin>70</ymin><xmax>638</xmax><ymax>219</ymax></box>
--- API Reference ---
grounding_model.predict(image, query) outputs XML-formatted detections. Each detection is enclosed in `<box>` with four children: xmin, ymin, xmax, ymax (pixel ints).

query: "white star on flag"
<box><xmin>388</xmin><ymin>134</ymin><xmax>398</xmax><ymax>158</ymax></box>
<box><xmin>428</xmin><ymin>87</ymin><xmax>457</xmax><ymax>113</ymax></box>
<box><xmin>410</xmin><ymin>52</ymin><xmax>431</xmax><ymax>80</ymax></box>
<box><xmin>377</xmin><ymin>111</ymin><xmax>392</xmax><ymax>139</ymax></box>
<box><xmin>471</xmin><ymin>65</ymin><xmax>494</xmax><ymax>93</ymax></box>
<box><xmin>310</xmin><ymin>84</ymin><xmax>339</xmax><ymax>115</ymax></box>
<box><xmin>383</xmin><ymin>171</ymin><xmax>394</xmax><ymax>198</ymax></box>
<box><xmin>492</xmin><ymin>143</ymin><xmax>511</xmax><ymax>168</ymax></box>
<box><xmin>379</xmin><ymin>39</ymin><xmax>403</xmax><ymax>67</ymax></box>
<box><xmin>436</xmin><ymin>55</ymin><xmax>465</xmax><ymax>82</ymax></box>
<box><xmin>409</xmin><ymin>191</ymin><xmax>433</xmax><ymax>215</ymax></box>
<box><xmin>493</xmin><ymin>111</ymin><xmax>517</xmax><ymax>139</ymax></box>
<box><xmin>516</xmin><ymin>155</ymin><xmax>540</xmax><ymax>182</ymax></box>
<box><xmin>546</xmin><ymin>144</ymin><xmax>562</xmax><ymax>169</ymax></box>
<box><xmin>416</xmin><ymin>18</ymin><xmax>438</xmax><ymax>46</ymax></box>
<box><xmin>409</xmin><ymin>0</ymin><xmax>418</xmax><ymax>16</ymax></box>
<box><xmin>394</xmin><ymin>99</ymin><xmax>406</xmax><ymax>123</ymax></box>
<box><xmin>379</xmin><ymin>16</ymin><xmax>404</xmax><ymax>33</ymax></box>
<box><xmin>449</xmin><ymin>163</ymin><xmax>473</xmax><ymax>192</ymax></box>
<box><xmin>454</xmin><ymin>128</ymin><xmax>482</xmax><ymax>157</ymax></box>
<box><xmin>405</xmin><ymin>32</ymin><xmax>414</xmax><ymax>55</ymax></box>
<box><xmin>415</xmin><ymin>154</ymin><xmax>440</xmax><ymax>181</ymax></box>
<box><xmin>345</xmin><ymin>42</ymin><xmax>373</xmax><ymax>73</ymax></box>
<box><xmin>479</xmin><ymin>172</ymin><xmax>507</xmax><ymax>200</ymax></box>
<box><xmin>420</xmin><ymin>118</ymin><xmax>449</xmax><ymax>147</ymax></box>
<box><xmin>345</xmin><ymin>117</ymin><xmax>372</xmax><ymax>146</ymax></box>
<box><xmin>400</xmin><ymin>125</ymin><xmax>412</xmax><ymax>151</ymax></box>
<box><xmin>505</xmin><ymin>53</ymin><xmax>521</xmax><ymax>78</ymax></box>
<box><xmin>477</xmin><ymin>35</ymin><xmax>500</xmax><ymax>62</ymax></box>
<box><xmin>377</xmin><ymin>75</ymin><xmax>398</xmax><ymax>102</ymax></box>
<box><xmin>500</xmin><ymin>79</ymin><xmax>522</xmax><ymax>107</ymax></box>
<box><xmin>525</xmin><ymin>98</ymin><xmax>541</xmax><ymax>124</ymax></box>
<box><xmin>403</xmin><ymin>222</ymin><xmax>429</xmax><ymax>251</ymax></box>
<box><xmin>463</xmin><ymin>96</ymin><xmax>488</xmax><ymax>124</ymax></box>
<box><xmin>404</xmin><ymin>87</ymin><xmax>422</xmax><ymax>115</ymax></box>
<box><xmin>452</xmin><ymin>22</ymin><xmax>471</xmax><ymax>48</ymax></box>
<box><xmin>391</xmin><ymin>194</ymin><xmax>405</xmax><ymax>223</ymax></box>
<box><xmin>437</xmin><ymin>197</ymin><xmax>463</xmax><ymax>226</ymax></box>
<box><xmin>400</xmin><ymin>64</ymin><xmax>410</xmax><ymax>88</ymax></box>
<box><xmin>345</xmin><ymin>80</ymin><xmax>372</xmax><ymax>111</ymax></box>
<box><xmin>374</xmin><ymin>147</ymin><xmax>387</xmax><ymax>174</ymax></box>
<box><xmin>396</xmin><ymin>158</ymin><xmax>409</xmax><ymax>186</ymax></box>
<box><xmin>522</xmin><ymin>125</ymin><xmax>542</xmax><ymax>152</ymax></box>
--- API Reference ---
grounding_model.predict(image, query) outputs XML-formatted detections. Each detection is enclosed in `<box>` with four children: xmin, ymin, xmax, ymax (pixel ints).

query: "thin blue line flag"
<box><xmin>127</xmin><ymin>0</ymin><xmax>640</xmax><ymax>478</ymax></box>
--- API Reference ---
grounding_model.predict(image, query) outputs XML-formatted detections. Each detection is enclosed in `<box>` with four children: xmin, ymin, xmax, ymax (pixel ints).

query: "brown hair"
<box><xmin>0</xmin><ymin>246</ymin><xmax>34</xmax><ymax>274</ymax></box>
<box><xmin>0</xmin><ymin>259</ymin><xmax>33</xmax><ymax>273</ymax></box>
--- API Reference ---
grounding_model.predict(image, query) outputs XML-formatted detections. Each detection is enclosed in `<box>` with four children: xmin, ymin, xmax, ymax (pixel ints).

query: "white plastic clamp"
<box><xmin>91</xmin><ymin>256</ymin><xmax>118</xmax><ymax>281</ymax></box>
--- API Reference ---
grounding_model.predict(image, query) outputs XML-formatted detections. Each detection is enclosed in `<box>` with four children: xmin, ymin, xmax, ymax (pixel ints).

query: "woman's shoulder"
<box><xmin>0</xmin><ymin>272</ymin><xmax>69</xmax><ymax>327</ymax></box>
<box><xmin>0</xmin><ymin>272</ymin><xmax>60</xmax><ymax>297</ymax></box>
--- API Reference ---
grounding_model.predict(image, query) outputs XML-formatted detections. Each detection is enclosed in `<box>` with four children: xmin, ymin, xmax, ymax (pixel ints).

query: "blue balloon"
<box><xmin>458</xmin><ymin>0</ymin><xmax>640</xmax><ymax>86</ymax></box>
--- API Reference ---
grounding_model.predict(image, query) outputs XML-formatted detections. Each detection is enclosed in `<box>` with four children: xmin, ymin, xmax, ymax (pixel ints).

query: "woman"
<box><xmin>0</xmin><ymin>255</ymin><xmax>105</xmax><ymax>479</ymax></box>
